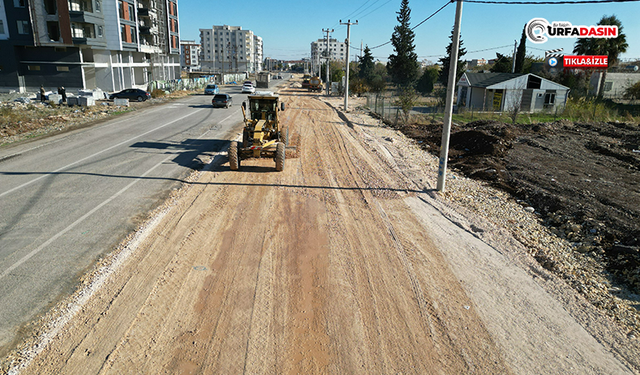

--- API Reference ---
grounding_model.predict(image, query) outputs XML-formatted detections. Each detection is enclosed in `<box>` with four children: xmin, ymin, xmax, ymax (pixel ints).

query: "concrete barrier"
<box><xmin>113</xmin><ymin>98</ymin><xmax>129</xmax><ymax>106</ymax></box>
<box><xmin>48</xmin><ymin>94</ymin><xmax>62</xmax><ymax>105</ymax></box>
<box><xmin>78</xmin><ymin>96</ymin><xmax>95</xmax><ymax>106</ymax></box>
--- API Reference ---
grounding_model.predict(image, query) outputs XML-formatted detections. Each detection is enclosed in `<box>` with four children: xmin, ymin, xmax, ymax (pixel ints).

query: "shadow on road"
<box><xmin>130</xmin><ymin>138</ymin><xmax>228</xmax><ymax>169</ymax></box>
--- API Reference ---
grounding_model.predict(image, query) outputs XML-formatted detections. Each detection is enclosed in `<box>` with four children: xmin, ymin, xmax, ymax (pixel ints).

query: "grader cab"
<box><xmin>228</xmin><ymin>92</ymin><xmax>287</xmax><ymax>171</ymax></box>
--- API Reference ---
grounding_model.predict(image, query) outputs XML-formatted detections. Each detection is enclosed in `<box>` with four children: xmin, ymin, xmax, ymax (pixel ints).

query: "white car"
<box><xmin>241</xmin><ymin>84</ymin><xmax>255</xmax><ymax>94</ymax></box>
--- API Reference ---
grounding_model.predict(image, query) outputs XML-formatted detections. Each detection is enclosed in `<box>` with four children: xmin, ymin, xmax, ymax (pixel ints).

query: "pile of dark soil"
<box><xmin>395</xmin><ymin>117</ymin><xmax>640</xmax><ymax>292</ymax></box>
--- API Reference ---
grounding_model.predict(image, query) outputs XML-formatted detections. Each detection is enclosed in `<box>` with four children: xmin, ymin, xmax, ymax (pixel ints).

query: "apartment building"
<box><xmin>180</xmin><ymin>39</ymin><xmax>199</xmax><ymax>71</ymax></box>
<box><xmin>0</xmin><ymin>0</ymin><xmax>180</xmax><ymax>93</ymax></box>
<box><xmin>310</xmin><ymin>38</ymin><xmax>346</xmax><ymax>73</ymax></box>
<box><xmin>199</xmin><ymin>25</ymin><xmax>263</xmax><ymax>73</ymax></box>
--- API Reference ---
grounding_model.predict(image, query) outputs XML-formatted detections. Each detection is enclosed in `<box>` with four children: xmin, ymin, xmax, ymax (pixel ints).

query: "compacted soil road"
<box><xmin>8</xmin><ymin>87</ymin><xmax>635</xmax><ymax>374</ymax></box>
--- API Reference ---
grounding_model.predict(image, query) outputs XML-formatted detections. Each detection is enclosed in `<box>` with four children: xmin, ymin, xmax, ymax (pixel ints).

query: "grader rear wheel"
<box><xmin>229</xmin><ymin>141</ymin><xmax>239</xmax><ymax>171</ymax></box>
<box><xmin>275</xmin><ymin>142</ymin><xmax>285</xmax><ymax>171</ymax></box>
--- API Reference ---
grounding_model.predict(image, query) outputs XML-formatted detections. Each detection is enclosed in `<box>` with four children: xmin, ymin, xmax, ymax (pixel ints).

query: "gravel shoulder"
<box><xmin>329</xmin><ymin>98</ymin><xmax>640</xmax><ymax>373</ymax></box>
<box><xmin>2</xmin><ymin>88</ymin><xmax>637</xmax><ymax>374</ymax></box>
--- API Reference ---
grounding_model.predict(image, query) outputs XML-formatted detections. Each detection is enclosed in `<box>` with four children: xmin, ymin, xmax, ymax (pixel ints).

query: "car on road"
<box><xmin>212</xmin><ymin>93</ymin><xmax>233</xmax><ymax>108</ymax></box>
<box><xmin>241</xmin><ymin>84</ymin><xmax>256</xmax><ymax>94</ymax></box>
<box><xmin>204</xmin><ymin>84</ymin><xmax>219</xmax><ymax>95</ymax></box>
<box><xmin>110</xmin><ymin>88</ymin><xmax>151</xmax><ymax>102</ymax></box>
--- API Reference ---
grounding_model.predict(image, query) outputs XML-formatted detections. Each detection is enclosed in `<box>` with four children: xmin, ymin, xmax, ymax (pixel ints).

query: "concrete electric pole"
<box><xmin>340</xmin><ymin>19</ymin><xmax>357</xmax><ymax>111</ymax></box>
<box><xmin>322</xmin><ymin>28</ymin><xmax>333</xmax><ymax>96</ymax></box>
<box><xmin>436</xmin><ymin>0</ymin><xmax>463</xmax><ymax>192</ymax></box>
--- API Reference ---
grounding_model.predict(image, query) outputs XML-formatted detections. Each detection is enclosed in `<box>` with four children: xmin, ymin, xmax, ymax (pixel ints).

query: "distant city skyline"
<box><xmin>178</xmin><ymin>0</ymin><xmax>640</xmax><ymax>64</ymax></box>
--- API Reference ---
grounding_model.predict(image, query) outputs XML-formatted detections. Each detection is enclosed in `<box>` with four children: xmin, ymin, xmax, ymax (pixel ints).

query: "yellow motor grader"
<box><xmin>228</xmin><ymin>91</ymin><xmax>287</xmax><ymax>171</ymax></box>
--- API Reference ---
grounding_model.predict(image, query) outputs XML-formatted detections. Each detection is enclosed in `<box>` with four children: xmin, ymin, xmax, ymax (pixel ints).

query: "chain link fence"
<box><xmin>365</xmin><ymin>93</ymin><xmax>444</xmax><ymax>124</ymax></box>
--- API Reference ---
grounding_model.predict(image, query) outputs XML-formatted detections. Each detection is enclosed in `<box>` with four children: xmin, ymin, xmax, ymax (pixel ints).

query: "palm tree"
<box><xmin>573</xmin><ymin>15</ymin><xmax>628</xmax><ymax>98</ymax></box>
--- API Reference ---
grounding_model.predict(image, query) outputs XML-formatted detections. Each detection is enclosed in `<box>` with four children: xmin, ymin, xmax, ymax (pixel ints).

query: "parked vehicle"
<box><xmin>110</xmin><ymin>88</ymin><xmax>151</xmax><ymax>102</ymax></box>
<box><xmin>242</xmin><ymin>84</ymin><xmax>256</xmax><ymax>94</ymax></box>
<box><xmin>204</xmin><ymin>84</ymin><xmax>219</xmax><ymax>95</ymax></box>
<box><xmin>212</xmin><ymin>93</ymin><xmax>233</xmax><ymax>108</ymax></box>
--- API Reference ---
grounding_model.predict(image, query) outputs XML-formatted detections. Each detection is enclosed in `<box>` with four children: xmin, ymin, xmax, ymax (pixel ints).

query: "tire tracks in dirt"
<box><xmin>15</xmin><ymin>88</ymin><xmax>511</xmax><ymax>375</ymax></box>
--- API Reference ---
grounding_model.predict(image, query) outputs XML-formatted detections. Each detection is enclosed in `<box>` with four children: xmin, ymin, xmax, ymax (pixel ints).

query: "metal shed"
<box><xmin>456</xmin><ymin>73</ymin><xmax>570</xmax><ymax>113</ymax></box>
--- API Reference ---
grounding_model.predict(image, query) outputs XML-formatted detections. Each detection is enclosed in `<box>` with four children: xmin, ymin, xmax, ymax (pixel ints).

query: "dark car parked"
<box><xmin>110</xmin><ymin>88</ymin><xmax>151</xmax><ymax>102</ymax></box>
<box><xmin>212</xmin><ymin>94</ymin><xmax>232</xmax><ymax>108</ymax></box>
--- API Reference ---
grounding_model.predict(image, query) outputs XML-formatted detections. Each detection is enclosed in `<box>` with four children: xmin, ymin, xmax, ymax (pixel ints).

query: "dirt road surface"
<box><xmin>7</xmin><ymin>88</ymin><xmax>636</xmax><ymax>374</ymax></box>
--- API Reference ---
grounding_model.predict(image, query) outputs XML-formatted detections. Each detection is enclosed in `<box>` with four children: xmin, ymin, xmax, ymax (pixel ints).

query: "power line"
<box><xmin>343</xmin><ymin>0</ymin><xmax>372</xmax><ymax>20</ymax></box>
<box><xmin>465</xmin><ymin>0</ymin><xmax>638</xmax><ymax>4</ymax></box>
<box><xmin>359</xmin><ymin>0</ymin><xmax>394</xmax><ymax>19</ymax></box>
<box><xmin>370</xmin><ymin>0</ymin><xmax>452</xmax><ymax>50</ymax></box>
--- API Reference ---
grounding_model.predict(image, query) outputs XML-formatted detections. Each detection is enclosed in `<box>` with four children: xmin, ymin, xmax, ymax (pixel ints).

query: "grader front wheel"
<box><xmin>275</xmin><ymin>142</ymin><xmax>285</xmax><ymax>171</ymax></box>
<box><xmin>229</xmin><ymin>141</ymin><xmax>239</xmax><ymax>171</ymax></box>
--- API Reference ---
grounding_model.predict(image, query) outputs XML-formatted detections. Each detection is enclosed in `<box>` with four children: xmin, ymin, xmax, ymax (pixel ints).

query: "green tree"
<box><xmin>573</xmin><ymin>15</ymin><xmax>628</xmax><ymax>97</ymax></box>
<box><xmin>416</xmin><ymin>67</ymin><xmax>439</xmax><ymax>95</ymax></box>
<box><xmin>438</xmin><ymin>28</ymin><xmax>466</xmax><ymax>87</ymax></box>
<box><xmin>514</xmin><ymin>24</ymin><xmax>527</xmax><ymax>73</ymax></box>
<box><xmin>358</xmin><ymin>46</ymin><xmax>375</xmax><ymax>81</ymax></box>
<box><xmin>387</xmin><ymin>0</ymin><xmax>419</xmax><ymax>88</ymax></box>
<box><xmin>490</xmin><ymin>53</ymin><xmax>513</xmax><ymax>73</ymax></box>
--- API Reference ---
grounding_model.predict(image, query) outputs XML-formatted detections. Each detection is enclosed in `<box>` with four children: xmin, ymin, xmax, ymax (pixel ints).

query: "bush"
<box><xmin>151</xmin><ymin>89</ymin><xmax>167</xmax><ymax>98</ymax></box>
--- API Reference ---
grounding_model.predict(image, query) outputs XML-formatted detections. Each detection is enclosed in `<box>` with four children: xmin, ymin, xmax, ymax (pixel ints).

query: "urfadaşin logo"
<box><xmin>526</xmin><ymin>18</ymin><xmax>618</xmax><ymax>43</ymax></box>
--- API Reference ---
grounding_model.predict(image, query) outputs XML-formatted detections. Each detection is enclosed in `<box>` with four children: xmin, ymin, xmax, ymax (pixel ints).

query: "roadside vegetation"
<box><xmin>0</xmin><ymin>89</ymin><xmax>196</xmax><ymax>147</ymax></box>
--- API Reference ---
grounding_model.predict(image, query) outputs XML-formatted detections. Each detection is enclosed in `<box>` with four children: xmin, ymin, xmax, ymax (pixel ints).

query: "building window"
<box><xmin>97</xmin><ymin>25</ymin><xmax>103</xmax><ymax>37</ymax></box>
<box><xmin>28</xmin><ymin>65</ymin><xmax>41</xmax><ymax>71</ymax></box>
<box><xmin>17</xmin><ymin>20</ymin><xmax>30</xmax><ymax>34</ymax></box>
<box><xmin>44</xmin><ymin>0</ymin><xmax>57</xmax><ymax>15</ymax></box>
<box><xmin>128</xmin><ymin>3</ymin><xmax>134</xmax><ymax>20</ymax></box>
<box><xmin>544</xmin><ymin>93</ymin><xmax>556</xmax><ymax>105</ymax></box>
<box><xmin>0</xmin><ymin>20</ymin><xmax>5</xmax><ymax>35</ymax></box>
<box><xmin>47</xmin><ymin>21</ymin><xmax>60</xmax><ymax>41</ymax></box>
<box><xmin>95</xmin><ymin>0</ymin><xmax>101</xmax><ymax>12</ymax></box>
<box><xmin>14</xmin><ymin>0</ymin><xmax>26</xmax><ymax>7</ymax></box>
<box><xmin>56</xmin><ymin>66</ymin><xmax>70</xmax><ymax>72</ymax></box>
<box><xmin>130</xmin><ymin>26</ymin><xmax>136</xmax><ymax>43</ymax></box>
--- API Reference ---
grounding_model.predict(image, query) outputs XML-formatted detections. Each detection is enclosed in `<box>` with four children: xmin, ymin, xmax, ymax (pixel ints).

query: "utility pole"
<box><xmin>322</xmin><ymin>28</ymin><xmax>333</xmax><ymax>96</ymax></box>
<box><xmin>437</xmin><ymin>0</ymin><xmax>463</xmax><ymax>192</ymax></box>
<box><xmin>511</xmin><ymin>39</ymin><xmax>517</xmax><ymax>73</ymax></box>
<box><xmin>340</xmin><ymin>20</ymin><xmax>357</xmax><ymax>111</ymax></box>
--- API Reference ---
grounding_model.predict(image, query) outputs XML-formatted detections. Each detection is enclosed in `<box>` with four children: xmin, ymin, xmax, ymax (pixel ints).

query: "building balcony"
<box><xmin>69</xmin><ymin>10</ymin><xmax>103</xmax><ymax>24</ymax></box>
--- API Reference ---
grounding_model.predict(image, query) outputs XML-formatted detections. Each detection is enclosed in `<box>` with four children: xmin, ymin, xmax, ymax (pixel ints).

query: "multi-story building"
<box><xmin>199</xmin><ymin>25</ymin><xmax>262</xmax><ymax>73</ymax></box>
<box><xmin>0</xmin><ymin>0</ymin><xmax>180</xmax><ymax>93</ymax></box>
<box><xmin>180</xmin><ymin>39</ymin><xmax>200</xmax><ymax>71</ymax></box>
<box><xmin>310</xmin><ymin>38</ymin><xmax>346</xmax><ymax>74</ymax></box>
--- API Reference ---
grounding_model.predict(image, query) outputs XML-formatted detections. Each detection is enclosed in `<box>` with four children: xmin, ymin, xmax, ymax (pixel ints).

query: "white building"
<box><xmin>310</xmin><ymin>38</ymin><xmax>346</xmax><ymax>75</ymax></box>
<box><xmin>199</xmin><ymin>25</ymin><xmax>263</xmax><ymax>73</ymax></box>
<box><xmin>180</xmin><ymin>40</ymin><xmax>200</xmax><ymax>71</ymax></box>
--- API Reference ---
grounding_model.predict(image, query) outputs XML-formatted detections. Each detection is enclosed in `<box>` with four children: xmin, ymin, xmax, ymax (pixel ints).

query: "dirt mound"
<box><xmin>394</xmin><ymin>117</ymin><xmax>640</xmax><ymax>292</ymax></box>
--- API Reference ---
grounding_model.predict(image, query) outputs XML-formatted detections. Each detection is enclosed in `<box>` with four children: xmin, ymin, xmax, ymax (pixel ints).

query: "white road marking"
<box><xmin>0</xmin><ymin>109</ymin><xmax>238</xmax><ymax>281</ymax></box>
<box><xmin>0</xmin><ymin>152</ymin><xmax>173</xmax><ymax>281</ymax></box>
<box><xmin>0</xmin><ymin>109</ymin><xmax>205</xmax><ymax>199</ymax></box>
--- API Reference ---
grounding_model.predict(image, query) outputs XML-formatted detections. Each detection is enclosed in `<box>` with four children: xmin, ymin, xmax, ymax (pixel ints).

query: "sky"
<box><xmin>178</xmin><ymin>0</ymin><xmax>640</xmax><ymax>64</ymax></box>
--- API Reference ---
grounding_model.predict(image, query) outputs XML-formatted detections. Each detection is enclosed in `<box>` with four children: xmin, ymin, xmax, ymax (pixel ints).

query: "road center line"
<box><xmin>0</xmin><ymin>152</ymin><xmax>176</xmax><ymax>282</ymax></box>
<box><xmin>0</xmin><ymin>109</ymin><xmax>205</xmax><ymax>199</ymax></box>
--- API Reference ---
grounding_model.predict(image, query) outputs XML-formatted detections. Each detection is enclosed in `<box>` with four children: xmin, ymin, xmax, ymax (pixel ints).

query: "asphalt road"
<box><xmin>0</xmin><ymin>78</ymin><xmax>289</xmax><ymax>352</ymax></box>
